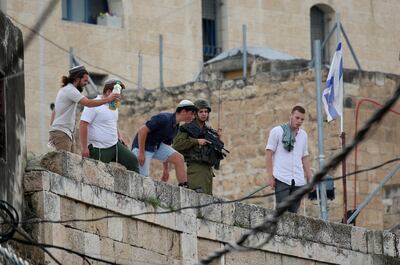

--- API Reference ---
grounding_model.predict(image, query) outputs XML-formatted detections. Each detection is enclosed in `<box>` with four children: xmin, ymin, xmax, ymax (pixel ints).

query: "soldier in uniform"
<box><xmin>173</xmin><ymin>99</ymin><xmax>224</xmax><ymax>195</ymax></box>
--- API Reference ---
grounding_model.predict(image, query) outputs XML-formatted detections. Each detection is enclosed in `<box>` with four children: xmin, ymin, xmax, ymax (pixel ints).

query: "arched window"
<box><xmin>310</xmin><ymin>4</ymin><xmax>335</xmax><ymax>64</ymax></box>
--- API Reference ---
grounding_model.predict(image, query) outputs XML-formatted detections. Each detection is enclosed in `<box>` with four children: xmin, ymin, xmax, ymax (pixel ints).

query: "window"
<box><xmin>310</xmin><ymin>4</ymin><xmax>335</xmax><ymax>64</ymax></box>
<box><xmin>62</xmin><ymin>0</ymin><xmax>109</xmax><ymax>24</ymax></box>
<box><xmin>0</xmin><ymin>71</ymin><xmax>6</xmax><ymax>161</ymax></box>
<box><xmin>202</xmin><ymin>0</ymin><xmax>221</xmax><ymax>62</ymax></box>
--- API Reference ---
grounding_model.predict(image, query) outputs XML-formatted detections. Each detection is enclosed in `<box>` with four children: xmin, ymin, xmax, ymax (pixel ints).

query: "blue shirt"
<box><xmin>132</xmin><ymin>112</ymin><xmax>178</xmax><ymax>151</ymax></box>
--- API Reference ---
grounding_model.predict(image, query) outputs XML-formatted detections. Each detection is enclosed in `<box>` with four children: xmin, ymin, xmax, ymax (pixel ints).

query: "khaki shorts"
<box><xmin>49</xmin><ymin>130</ymin><xmax>72</xmax><ymax>152</ymax></box>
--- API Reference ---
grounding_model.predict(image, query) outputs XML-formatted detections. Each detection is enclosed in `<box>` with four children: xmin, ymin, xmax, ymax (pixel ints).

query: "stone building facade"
<box><xmin>2</xmin><ymin>0</ymin><xmax>400</xmax><ymax>154</ymax></box>
<box><xmin>116</xmin><ymin>59</ymin><xmax>400</xmax><ymax>230</ymax></box>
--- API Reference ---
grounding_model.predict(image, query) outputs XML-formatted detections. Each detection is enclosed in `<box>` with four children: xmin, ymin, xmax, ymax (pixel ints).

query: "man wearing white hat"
<box><xmin>131</xmin><ymin>100</ymin><xmax>197</xmax><ymax>186</ymax></box>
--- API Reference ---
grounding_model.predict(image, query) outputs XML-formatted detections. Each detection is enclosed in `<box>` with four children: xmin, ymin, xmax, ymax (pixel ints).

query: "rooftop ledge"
<box><xmin>23</xmin><ymin>151</ymin><xmax>400</xmax><ymax>264</ymax></box>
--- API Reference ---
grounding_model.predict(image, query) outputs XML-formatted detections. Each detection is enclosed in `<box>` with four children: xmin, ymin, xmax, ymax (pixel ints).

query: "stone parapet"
<box><xmin>22</xmin><ymin>151</ymin><xmax>400</xmax><ymax>264</ymax></box>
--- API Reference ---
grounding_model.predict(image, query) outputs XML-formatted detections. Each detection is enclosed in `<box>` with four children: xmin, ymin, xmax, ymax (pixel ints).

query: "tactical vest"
<box><xmin>180</xmin><ymin>122</ymin><xmax>222</xmax><ymax>168</ymax></box>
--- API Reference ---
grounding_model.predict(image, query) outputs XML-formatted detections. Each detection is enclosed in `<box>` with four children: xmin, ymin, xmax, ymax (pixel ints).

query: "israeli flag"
<box><xmin>323</xmin><ymin>42</ymin><xmax>343</xmax><ymax>122</ymax></box>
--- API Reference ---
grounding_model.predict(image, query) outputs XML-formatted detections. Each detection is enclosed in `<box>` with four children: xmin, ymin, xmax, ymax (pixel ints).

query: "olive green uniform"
<box><xmin>172</xmin><ymin>120</ymin><xmax>215</xmax><ymax>195</ymax></box>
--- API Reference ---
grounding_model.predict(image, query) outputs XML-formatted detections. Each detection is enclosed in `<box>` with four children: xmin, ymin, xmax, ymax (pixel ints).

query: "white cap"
<box><xmin>177</xmin><ymin>99</ymin><xmax>195</xmax><ymax>108</ymax></box>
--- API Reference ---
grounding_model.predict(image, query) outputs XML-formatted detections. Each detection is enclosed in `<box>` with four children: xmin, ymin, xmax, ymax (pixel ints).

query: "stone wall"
<box><xmin>22</xmin><ymin>151</ymin><xmax>400</xmax><ymax>265</ymax></box>
<box><xmin>116</xmin><ymin>60</ymin><xmax>400</xmax><ymax>230</ymax></box>
<box><xmin>0</xmin><ymin>10</ymin><xmax>26</xmax><ymax>215</ymax></box>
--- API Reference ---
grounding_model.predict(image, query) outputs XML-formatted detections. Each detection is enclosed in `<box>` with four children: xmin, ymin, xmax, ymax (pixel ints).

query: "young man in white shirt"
<box><xmin>79</xmin><ymin>80</ymin><xmax>139</xmax><ymax>173</ymax></box>
<box><xmin>49</xmin><ymin>65</ymin><xmax>120</xmax><ymax>152</ymax></box>
<box><xmin>265</xmin><ymin>105</ymin><xmax>313</xmax><ymax>213</ymax></box>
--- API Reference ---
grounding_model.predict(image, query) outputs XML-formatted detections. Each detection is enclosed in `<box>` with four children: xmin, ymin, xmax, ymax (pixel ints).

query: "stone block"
<box><xmin>155</xmin><ymin>180</ymin><xmax>173</xmax><ymax>209</ymax></box>
<box><xmin>114</xmin><ymin>241</ymin><xmax>133</xmax><ymax>265</ymax></box>
<box><xmin>221</xmin><ymin>201</ymin><xmax>235</xmax><ymax>226</ymax></box>
<box><xmin>39</xmin><ymin>191</ymin><xmax>60</xmax><ymax>221</ymax></box>
<box><xmin>113</xmin><ymin>166</ymin><xmax>132</xmax><ymax>196</ymax></box>
<box><xmin>123</xmin><ymin>217</ymin><xmax>141</xmax><ymax>247</ymax></box>
<box><xmin>197</xmin><ymin>219</ymin><xmax>218</xmax><ymax>240</ymax></box>
<box><xmin>351</xmin><ymin>226</ymin><xmax>368</xmax><ymax>253</ymax></box>
<box><xmin>233</xmin><ymin>202</ymin><xmax>251</xmax><ymax>228</ymax></box>
<box><xmin>383</xmin><ymin>231</ymin><xmax>397</xmax><ymax>257</ymax></box>
<box><xmin>23</xmin><ymin>171</ymin><xmax>50</xmax><ymax>192</ymax></box>
<box><xmin>142</xmin><ymin>176</ymin><xmax>157</xmax><ymax>201</ymax></box>
<box><xmin>225</xmin><ymin>249</ymin><xmax>266</xmax><ymax>264</ymax></box>
<box><xmin>130</xmin><ymin>173</ymin><xmax>144</xmax><ymax>200</ymax></box>
<box><xmin>49</xmin><ymin>173</ymin><xmax>82</xmax><ymax>201</ymax></box>
<box><xmin>91</xmin><ymin>185</ymin><xmax>108</xmax><ymax>209</ymax></box>
<box><xmin>84</xmin><ymin>232</ymin><xmax>100</xmax><ymax>259</ymax></box>
<box><xmin>65</xmin><ymin>227</ymin><xmax>85</xmax><ymax>253</ymax></box>
<box><xmin>108</xmin><ymin>216</ymin><xmax>123</xmax><ymax>241</ymax></box>
<box><xmin>82</xmin><ymin>158</ymin><xmax>114</xmax><ymax>190</ymax></box>
<box><xmin>181</xmin><ymin>233</ymin><xmax>198</xmax><ymax>261</ymax></box>
<box><xmin>178</xmin><ymin>188</ymin><xmax>199</xmax><ymax>217</ymax></box>
<box><xmin>199</xmin><ymin>193</ymin><xmax>222</xmax><ymax>223</ymax></box>
<box><xmin>250</xmin><ymin>204</ymin><xmax>266</xmax><ymax>228</ymax></box>
<box><xmin>216</xmin><ymin>223</ymin><xmax>235</xmax><ymax>243</ymax></box>
<box><xmin>132</xmin><ymin>245</ymin><xmax>172</xmax><ymax>265</ymax></box>
<box><xmin>99</xmin><ymin>236</ymin><xmax>116</xmax><ymax>264</ymax></box>
<box><xmin>85</xmin><ymin>207</ymin><xmax>108</xmax><ymax>237</ymax></box>
<box><xmin>59</xmin><ymin>197</ymin><xmax>86</xmax><ymax>231</ymax></box>
<box><xmin>367</xmin><ymin>230</ymin><xmax>383</xmax><ymax>255</ymax></box>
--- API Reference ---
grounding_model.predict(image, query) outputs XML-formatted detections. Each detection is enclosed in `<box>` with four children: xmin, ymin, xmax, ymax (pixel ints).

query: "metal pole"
<box><xmin>314</xmin><ymin>39</ymin><xmax>329</xmax><ymax>220</ymax></box>
<box><xmin>137</xmin><ymin>50</ymin><xmax>143</xmax><ymax>91</ymax></box>
<box><xmin>159</xmin><ymin>34</ymin><xmax>164</xmax><ymax>89</ymax></box>
<box><xmin>340</xmin><ymin>24</ymin><xmax>362</xmax><ymax>71</ymax></box>
<box><xmin>347</xmin><ymin>164</ymin><xmax>400</xmax><ymax>224</ymax></box>
<box><xmin>242</xmin><ymin>24</ymin><xmax>247</xmax><ymax>80</ymax></box>
<box><xmin>69</xmin><ymin>47</ymin><xmax>74</xmax><ymax>68</ymax></box>
<box><xmin>0</xmin><ymin>0</ymin><xmax>7</xmax><ymax>14</ymax></box>
<box><xmin>341</xmin><ymin>132</ymin><xmax>348</xmax><ymax>223</ymax></box>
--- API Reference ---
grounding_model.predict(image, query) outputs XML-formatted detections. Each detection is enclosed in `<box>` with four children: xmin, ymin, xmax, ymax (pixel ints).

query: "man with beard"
<box><xmin>173</xmin><ymin>99</ymin><xmax>223</xmax><ymax>195</ymax></box>
<box><xmin>265</xmin><ymin>105</ymin><xmax>313</xmax><ymax>213</ymax></box>
<box><xmin>49</xmin><ymin>65</ymin><xmax>120</xmax><ymax>152</ymax></box>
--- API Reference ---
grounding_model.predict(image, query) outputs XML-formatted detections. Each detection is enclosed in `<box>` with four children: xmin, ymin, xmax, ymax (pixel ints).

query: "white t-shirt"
<box><xmin>265</xmin><ymin>126</ymin><xmax>309</xmax><ymax>186</ymax></box>
<box><xmin>50</xmin><ymin>83</ymin><xmax>84</xmax><ymax>139</ymax></box>
<box><xmin>80</xmin><ymin>96</ymin><xmax>118</xmax><ymax>149</ymax></box>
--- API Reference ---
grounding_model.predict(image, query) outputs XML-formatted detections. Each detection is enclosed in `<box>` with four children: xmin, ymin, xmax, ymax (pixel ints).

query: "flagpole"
<box><xmin>336</xmin><ymin>13</ymin><xmax>348</xmax><ymax>224</ymax></box>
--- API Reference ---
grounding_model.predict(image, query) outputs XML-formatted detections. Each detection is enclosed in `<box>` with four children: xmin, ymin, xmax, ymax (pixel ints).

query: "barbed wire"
<box><xmin>197</xmin><ymin>84</ymin><xmax>400</xmax><ymax>264</ymax></box>
<box><xmin>0</xmin><ymin>244</ymin><xmax>31</xmax><ymax>265</ymax></box>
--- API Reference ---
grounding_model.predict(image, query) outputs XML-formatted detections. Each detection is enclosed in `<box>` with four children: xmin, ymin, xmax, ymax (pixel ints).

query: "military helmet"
<box><xmin>194</xmin><ymin>99</ymin><xmax>211</xmax><ymax>112</ymax></box>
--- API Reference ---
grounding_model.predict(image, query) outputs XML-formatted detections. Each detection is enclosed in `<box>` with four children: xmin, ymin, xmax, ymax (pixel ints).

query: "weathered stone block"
<box><xmin>250</xmin><ymin>204</ymin><xmax>266</xmax><ymax>228</ymax></box>
<box><xmin>351</xmin><ymin>226</ymin><xmax>368</xmax><ymax>253</ymax></box>
<box><xmin>108</xmin><ymin>216</ymin><xmax>123</xmax><ymax>241</ymax></box>
<box><xmin>155</xmin><ymin>180</ymin><xmax>173</xmax><ymax>209</ymax></box>
<box><xmin>114</xmin><ymin>241</ymin><xmax>133</xmax><ymax>265</ymax></box>
<box><xmin>233</xmin><ymin>202</ymin><xmax>251</xmax><ymax>228</ymax></box>
<box><xmin>23</xmin><ymin>171</ymin><xmax>50</xmax><ymax>192</ymax></box>
<box><xmin>383</xmin><ymin>231</ymin><xmax>397</xmax><ymax>257</ymax></box>
<box><xmin>99</xmin><ymin>236</ymin><xmax>116</xmax><ymax>264</ymax></box>
<box><xmin>130</xmin><ymin>173</ymin><xmax>144</xmax><ymax>200</ymax></box>
<box><xmin>84</xmin><ymin>232</ymin><xmax>100</xmax><ymax>259</ymax></box>
<box><xmin>367</xmin><ymin>230</ymin><xmax>383</xmax><ymax>254</ymax></box>
<box><xmin>142</xmin><ymin>176</ymin><xmax>157</xmax><ymax>201</ymax></box>
<box><xmin>199</xmin><ymin>193</ymin><xmax>222</xmax><ymax>223</ymax></box>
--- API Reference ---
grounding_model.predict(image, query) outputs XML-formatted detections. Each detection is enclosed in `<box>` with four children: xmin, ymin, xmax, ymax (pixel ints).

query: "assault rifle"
<box><xmin>180</xmin><ymin>123</ymin><xmax>230</xmax><ymax>158</ymax></box>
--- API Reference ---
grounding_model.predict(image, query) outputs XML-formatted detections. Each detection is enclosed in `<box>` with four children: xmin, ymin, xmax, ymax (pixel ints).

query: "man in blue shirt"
<box><xmin>132</xmin><ymin>100</ymin><xmax>197</xmax><ymax>186</ymax></box>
